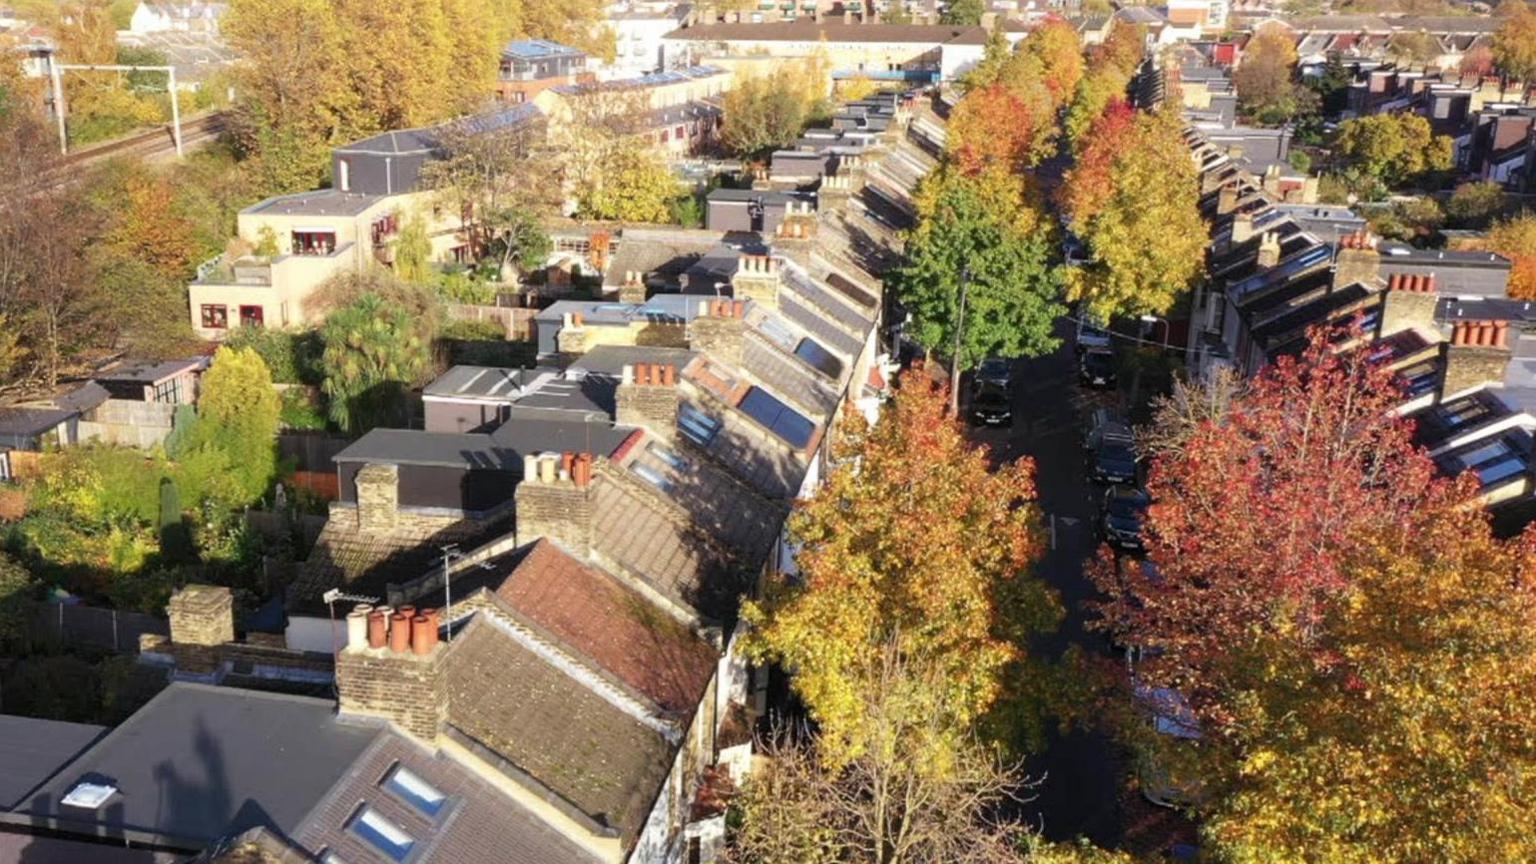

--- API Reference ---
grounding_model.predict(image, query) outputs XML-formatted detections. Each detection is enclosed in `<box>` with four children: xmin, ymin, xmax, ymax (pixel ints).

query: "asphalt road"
<box><xmin>967</xmin><ymin>320</ymin><xmax>1190</xmax><ymax>852</ymax></box>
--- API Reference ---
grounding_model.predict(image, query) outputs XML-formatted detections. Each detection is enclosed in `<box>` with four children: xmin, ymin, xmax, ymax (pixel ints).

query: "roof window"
<box><xmin>350</xmin><ymin>806</ymin><xmax>416</xmax><ymax>862</ymax></box>
<box><xmin>679</xmin><ymin>403</ymin><xmax>722</xmax><ymax>446</ymax></box>
<box><xmin>61</xmin><ymin>781</ymin><xmax>117</xmax><ymax>809</ymax></box>
<box><xmin>383</xmin><ymin>763</ymin><xmax>448</xmax><ymax>819</ymax></box>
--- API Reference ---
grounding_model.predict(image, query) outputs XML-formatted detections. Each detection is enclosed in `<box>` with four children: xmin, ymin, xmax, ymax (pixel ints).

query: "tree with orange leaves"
<box><xmin>1020</xmin><ymin>18</ymin><xmax>1085</xmax><ymax>108</ymax></box>
<box><xmin>946</xmin><ymin>83</ymin><xmax>1037</xmax><ymax>174</ymax></box>
<box><xmin>744</xmin><ymin>368</ymin><xmax>1060</xmax><ymax>765</ymax></box>
<box><xmin>1486</xmin><ymin>211</ymin><xmax>1536</xmax><ymax>300</ymax></box>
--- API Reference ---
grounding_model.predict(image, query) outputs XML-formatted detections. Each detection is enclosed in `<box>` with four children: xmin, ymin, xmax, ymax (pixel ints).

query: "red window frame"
<box><xmin>239</xmin><ymin>305</ymin><xmax>265</xmax><ymax>328</ymax></box>
<box><xmin>200</xmin><ymin>304</ymin><xmax>227</xmax><ymax>329</ymax></box>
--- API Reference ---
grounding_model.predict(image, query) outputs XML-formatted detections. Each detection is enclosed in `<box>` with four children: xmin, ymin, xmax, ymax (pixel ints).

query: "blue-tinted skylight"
<box><xmin>679</xmin><ymin>403</ymin><xmax>722</xmax><ymax>446</ymax></box>
<box><xmin>738</xmin><ymin>387</ymin><xmax>815</xmax><ymax>449</ymax></box>
<box><xmin>384</xmin><ymin>764</ymin><xmax>447</xmax><ymax>819</ymax></box>
<box><xmin>351</xmin><ymin>806</ymin><xmax>415</xmax><ymax>862</ymax></box>
<box><xmin>633</xmin><ymin>461</ymin><xmax>674</xmax><ymax>492</ymax></box>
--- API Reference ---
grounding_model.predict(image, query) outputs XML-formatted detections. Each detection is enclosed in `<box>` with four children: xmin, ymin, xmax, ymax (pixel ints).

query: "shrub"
<box><xmin>225</xmin><ymin>327</ymin><xmax>323</xmax><ymax>385</ymax></box>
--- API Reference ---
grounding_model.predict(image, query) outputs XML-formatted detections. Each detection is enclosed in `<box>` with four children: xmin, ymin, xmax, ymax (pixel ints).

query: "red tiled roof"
<box><xmin>496</xmin><ymin>539</ymin><xmax>718</xmax><ymax>716</ymax></box>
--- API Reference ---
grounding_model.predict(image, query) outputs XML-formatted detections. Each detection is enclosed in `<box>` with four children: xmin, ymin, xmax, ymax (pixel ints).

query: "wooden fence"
<box><xmin>31</xmin><ymin>603</ymin><xmax>168</xmax><ymax>654</ymax></box>
<box><xmin>445</xmin><ymin>303</ymin><xmax>538</xmax><ymax>341</ymax></box>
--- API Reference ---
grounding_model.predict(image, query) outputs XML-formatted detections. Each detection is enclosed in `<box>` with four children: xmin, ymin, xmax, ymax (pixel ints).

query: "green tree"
<box><xmin>1233</xmin><ymin>23</ymin><xmax>1319</xmax><ymax>125</ymax></box>
<box><xmin>941</xmin><ymin>0</ymin><xmax>984</xmax><ymax>25</ymax></box>
<box><xmin>891</xmin><ymin>167</ymin><xmax>1064</xmax><ymax>370</ymax></box>
<box><xmin>1445</xmin><ymin>180</ymin><xmax>1506</xmax><ymax>228</ymax></box>
<box><xmin>1334</xmin><ymin>113</ymin><xmax>1454</xmax><ymax>188</ymax></box>
<box><xmin>394</xmin><ymin>213</ymin><xmax>434</xmax><ymax>284</ymax></box>
<box><xmin>721</xmin><ymin>70</ymin><xmax>811</xmax><ymax>158</ymax></box>
<box><xmin>743</xmin><ymin>369</ymin><xmax>1058</xmax><ymax>764</ymax></box>
<box><xmin>186</xmin><ymin>346</ymin><xmax>282</xmax><ymax>505</ymax></box>
<box><xmin>321</xmin><ymin>293</ymin><xmax>430</xmax><ymax>434</ymax></box>
<box><xmin>0</xmin><ymin>553</ymin><xmax>36</xmax><ymax>651</ymax></box>
<box><xmin>484</xmin><ymin>206</ymin><xmax>551</xmax><ymax>280</ymax></box>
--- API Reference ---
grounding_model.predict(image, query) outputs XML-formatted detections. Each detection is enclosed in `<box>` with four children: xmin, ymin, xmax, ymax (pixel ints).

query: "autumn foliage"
<box><xmin>1093</xmin><ymin>323</ymin><xmax>1536</xmax><ymax>859</ymax></box>
<box><xmin>744</xmin><ymin>369</ymin><xmax>1059</xmax><ymax>764</ymax></box>
<box><xmin>1486</xmin><ymin>211</ymin><xmax>1536</xmax><ymax>300</ymax></box>
<box><xmin>947</xmin><ymin>83</ymin><xmax>1037</xmax><ymax>175</ymax></box>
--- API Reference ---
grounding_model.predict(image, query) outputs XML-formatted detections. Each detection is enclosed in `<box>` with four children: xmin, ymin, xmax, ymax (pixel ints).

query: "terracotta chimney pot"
<box><xmin>388</xmin><ymin>613</ymin><xmax>411</xmax><ymax>653</ymax></box>
<box><xmin>367</xmin><ymin>611</ymin><xmax>387</xmax><ymax>649</ymax></box>
<box><xmin>410</xmin><ymin>615</ymin><xmax>434</xmax><ymax>655</ymax></box>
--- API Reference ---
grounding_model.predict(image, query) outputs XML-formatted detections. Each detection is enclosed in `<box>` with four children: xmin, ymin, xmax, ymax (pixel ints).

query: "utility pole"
<box><xmin>50</xmin><ymin>63</ymin><xmax>185</xmax><ymax>156</ymax></box>
<box><xmin>949</xmin><ymin>266</ymin><xmax>971</xmax><ymax>417</ymax></box>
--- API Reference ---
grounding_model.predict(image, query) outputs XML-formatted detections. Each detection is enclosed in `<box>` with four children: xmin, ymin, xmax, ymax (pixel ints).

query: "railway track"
<box><xmin>56</xmin><ymin>110</ymin><xmax>227</xmax><ymax>169</ymax></box>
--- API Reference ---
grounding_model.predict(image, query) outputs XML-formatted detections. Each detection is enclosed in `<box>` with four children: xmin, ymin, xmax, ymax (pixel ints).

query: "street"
<box><xmin>966</xmin><ymin>319</ymin><xmax>1192</xmax><ymax>853</ymax></box>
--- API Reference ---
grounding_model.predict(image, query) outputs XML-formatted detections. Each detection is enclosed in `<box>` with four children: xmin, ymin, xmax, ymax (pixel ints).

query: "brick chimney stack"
<box><xmin>616</xmin><ymin>362</ymin><xmax>681</xmax><ymax>437</ymax></box>
<box><xmin>619</xmin><ymin>271</ymin><xmax>647</xmax><ymax>304</ymax></box>
<box><xmin>354</xmin><ymin>463</ymin><xmax>399</xmax><ymax>533</ymax></box>
<box><xmin>1230</xmin><ymin>211</ymin><xmax>1256</xmax><ymax>247</ymax></box>
<box><xmin>1442</xmin><ymin>318</ymin><xmax>1513</xmax><ymax>399</ymax></box>
<box><xmin>336</xmin><ymin>604</ymin><xmax>446</xmax><ymax>741</ymax></box>
<box><xmin>165</xmin><ymin>584</ymin><xmax>235</xmax><ymax>673</ymax></box>
<box><xmin>731</xmin><ymin>254</ymin><xmax>782</xmax><ymax>310</ymax></box>
<box><xmin>1333</xmin><ymin>229</ymin><xmax>1380</xmax><ymax>291</ymax></box>
<box><xmin>690</xmin><ymin>299</ymin><xmax>747</xmax><ymax>365</ymax></box>
<box><xmin>556</xmin><ymin>311</ymin><xmax>589</xmax><ymax>355</ymax></box>
<box><xmin>774</xmin><ymin>200</ymin><xmax>818</xmax><ymax>266</ymax></box>
<box><xmin>819</xmin><ymin>173</ymin><xmax>854</xmax><ymax>211</ymax></box>
<box><xmin>1379</xmin><ymin>273</ymin><xmax>1439</xmax><ymax>337</ymax></box>
<box><xmin>515</xmin><ymin>452</ymin><xmax>596</xmax><ymax>554</ymax></box>
<box><xmin>1216</xmin><ymin>184</ymin><xmax>1239</xmax><ymax>216</ymax></box>
<box><xmin>1256</xmin><ymin>231</ymin><xmax>1282</xmax><ymax>269</ymax></box>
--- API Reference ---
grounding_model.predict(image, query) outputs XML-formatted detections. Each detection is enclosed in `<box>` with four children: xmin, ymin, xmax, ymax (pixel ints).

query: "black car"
<box><xmin>1099</xmin><ymin>485</ymin><xmax>1151</xmax><ymax>551</ymax></box>
<box><xmin>970</xmin><ymin>383</ymin><xmax>1013</xmax><ymax>427</ymax></box>
<box><xmin>1090</xmin><ymin>441</ymin><xmax>1139</xmax><ymax>485</ymax></box>
<box><xmin>975</xmin><ymin>357</ymin><xmax>1013</xmax><ymax>390</ymax></box>
<box><xmin>1080</xmin><ymin>349</ymin><xmax>1116</xmax><ymax>388</ymax></box>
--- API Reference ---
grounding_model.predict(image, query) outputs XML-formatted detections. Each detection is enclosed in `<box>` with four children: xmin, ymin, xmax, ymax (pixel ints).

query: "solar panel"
<box><xmin>738</xmin><ymin>387</ymin><xmax>814</xmax><ymax>449</ymax></box>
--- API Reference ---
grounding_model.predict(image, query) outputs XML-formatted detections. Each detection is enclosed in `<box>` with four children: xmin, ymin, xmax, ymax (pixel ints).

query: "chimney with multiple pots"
<box><xmin>514</xmin><ymin>451</ymin><xmax>597</xmax><ymax>554</ymax></box>
<box><xmin>336</xmin><ymin>603</ymin><xmax>447</xmax><ymax>740</ymax></box>
<box><xmin>617</xmin><ymin>362</ymin><xmax>681</xmax><ymax>436</ymax></box>
<box><xmin>1443</xmin><ymin>318</ymin><xmax>1514</xmax><ymax>399</ymax></box>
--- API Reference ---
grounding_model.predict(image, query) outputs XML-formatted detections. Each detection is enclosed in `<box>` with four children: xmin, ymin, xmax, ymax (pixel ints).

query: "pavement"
<box><xmin>964</xmin><ymin>320</ymin><xmax>1193</xmax><ymax>853</ymax></box>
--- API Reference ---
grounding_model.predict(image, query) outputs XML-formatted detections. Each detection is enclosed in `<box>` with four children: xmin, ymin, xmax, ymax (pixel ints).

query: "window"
<box><xmin>350</xmin><ymin>806</ymin><xmax>415</xmax><ymax>862</ymax></box>
<box><xmin>338</xmin><ymin>158</ymin><xmax>350</xmax><ymax>192</ymax></box>
<box><xmin>291</xmin><ymin>230</ymin><xmax>336</xmax><ymax>256</ymax></box>
<box><xmin>239</xmin><ymin>305</ymin><xmax>265</xmax><ymax>328</ymax></box>
<box><xmin>384</xmin><ymin>764</ymin><xmax>448</xmax><ymax>818</ymax></box>
<box><xmin>679</xmin><ymin>403</ymin><xmax>721</xmax><ymax>446</ymax></box>
<box><xmin>738</xmin><ymin>386</ymin><xmax>815</xmax><ymax>449</ymax></box>
<box><xmin>793</xmin><ymin>338</ymin><xmax>843</xmax><ymax>378</ymax></box>
<box><xmin>660</xmin><ymin>130</ymin><xmax>669</xmax><ymax>144</ymax></box>
<box><xmin>633</xmin><ymin>461</ymin><xmax>673</xmax><ymax>492</ymax></box>
<box><xmin>200</xmin><ymin>304</ymin><xmax>228</xmax><ymax>329</ymax></box>
<box><xmin>648</xmin><ymin>441</ymin><xmax>687</xmax><ymax>471</ymax></box>
<box><xmin>675</xmin><ymin>125</ymin><xmax>685</xmax><ymax>138</ymax></box>
<box><xmin>151</xmin><ymin>378</ymin><xmax>181</xmax><ymax>404</ymax></box>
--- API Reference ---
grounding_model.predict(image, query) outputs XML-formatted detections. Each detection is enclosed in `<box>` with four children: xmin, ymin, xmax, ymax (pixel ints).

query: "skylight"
<box><xmin>793</xmin><ymin>338</ymin><xmax>843</xmax><ymax>378</ymax></box>
<box><xmin>61</xmin><ymin>781</ymin><xmax>117</xmax><ymax>809</ymax></box>
<box><xmin>351</xmin><ymin>806</ymin><xmax>415</xmax><ymax>862</ymax></box>
<box><xmin>384</xmin><ymin>764</ymin><xmax>448</xmax><ymax>818</ymax></box>
<box><xmin>633</xmin><ymin>462</ymin><xmax>674</xmax><ymax>493</ymax></box>
<box><xmin>679</xmin><ymin>403</ymin><xmax>722</xmax><ymax>446</ymax></box>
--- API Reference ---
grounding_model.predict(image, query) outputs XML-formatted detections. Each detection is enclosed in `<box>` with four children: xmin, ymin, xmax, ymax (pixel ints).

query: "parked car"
<box><xmin>1099</xmin><ymin>485</ymin><xmax>1151</xmax><ymax>552</ymax></box>
<box><xmin>1084</xmin><ymin>408</ymin><xmax>1134</xmax><ymax>453</ymax></box>
<box><xmin>969</xmin><ymin>383</ymin><xmax>1013</xmax><ymax>427</ymax></box>
<box><xmin>1076</xmin><ymin>314</ymin><xmax>1111</xmax><ymax>353</ymax></box>
<box><xmin>974</xmin><ymin>357</ymin><xmax>1013</xmax><ymax>390</ymax></box>
<box><xmin>1089</xmin><ymin>439</ymin><xmax>1139</xmax><ymax>485</ymax></box>
<box><xmin>1079</xmin><ymin>349</ymin><xmax>1116</xmax><ymax>388</ymax></box>
<box><xmin>1131</xmin><ymin>675</ymin><xmax>1207</xmax><ymax>809</ymax></box>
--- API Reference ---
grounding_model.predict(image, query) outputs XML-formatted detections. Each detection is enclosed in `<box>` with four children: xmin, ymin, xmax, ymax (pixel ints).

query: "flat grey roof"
<box><xmin>490</xmin><ymin>415</ymin><xmax>635</xmax><ymax>458</ymax></box>
<box><xmin>334</xmin><ymin>428</ymin><xmax>516</xmax><ymax>471</ymax></box>
<box><xmin>244</xmin><ymin>190</ymin><xmax>384</xmax><ymax>218</ymax></box>
<box><xmin>5</xmin><ymin>684</ymin><xmax>380</xmax><ymax>849</ymax></box>
<box><xmin>94</xmin><ymin>358</ymin><xmax>204</xmax><ymax>384</ymax></box>
<box><xmin>423</xmin><ymin>365</ymin><xmax>556</xmax><ymax>401</ymax></box>
<box><xmin>0</xmin><ymin>406</ymin><xmax>74</xmax><ymax>437</ymax></box>
<box><xmin>0</xmin><ymin>715</ymin><xmax>105</xmax><ymax>810</ymax></box>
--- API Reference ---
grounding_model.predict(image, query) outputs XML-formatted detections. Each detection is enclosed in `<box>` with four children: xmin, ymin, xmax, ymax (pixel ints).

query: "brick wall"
<box><xmin>336</xmin><ymin>644</ymin><xmax>446</xmax><ymax>741</ymax></box>
<box><xmin>1379</xmin><ymin>290</ymin><xmax>1439</xmax><ymax>338</ymax></box>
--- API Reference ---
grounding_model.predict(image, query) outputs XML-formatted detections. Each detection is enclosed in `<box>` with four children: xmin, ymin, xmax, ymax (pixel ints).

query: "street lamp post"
<box><xmin>949</xmin><ymin>267</ymin><xmax>971</xmax><ymax>417</ymax></box>
<box><xmin>1140</xmin><ymin>314</ymin><xmax>1170</xmax><ymax>349</ymax></box>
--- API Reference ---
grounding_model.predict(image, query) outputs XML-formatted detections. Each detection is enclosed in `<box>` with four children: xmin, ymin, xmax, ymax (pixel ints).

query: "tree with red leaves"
<box><xmin>1092</xmin><ymin>324</ymin><xmax>1451</xmax><ymax>720</ymax></box>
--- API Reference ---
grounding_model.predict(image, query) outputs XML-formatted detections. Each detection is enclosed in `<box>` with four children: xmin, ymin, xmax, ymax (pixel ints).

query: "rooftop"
<box><xmin>662</xmin><ymin>19</ymin><xmax>1025</xmax><ymax>44</ymax></box>
<box><xmin>4</xmin><ymin>685</ymin><xmax>380</xmax><ymax>849</ymax></box>
<box><xmin>500</xmin><ymin>38</ymin><xmax>585</xmax><ymax>60</ymax></box>
<box><xmin>0</xmin><ymin>715</ymin><xmax>105</xmax><ymax>810</ymax></box>
<box><xmin>243</xmin><ymin>189</ymin><xmax>385</xmax><ymax>218</ymax></box>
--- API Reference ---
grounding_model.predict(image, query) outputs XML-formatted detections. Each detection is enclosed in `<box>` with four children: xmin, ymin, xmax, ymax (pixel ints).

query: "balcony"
<box><xmin>194</xmin><ymin>244</ymin><xmax>354</xmax><ymax>293</ymax></box>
